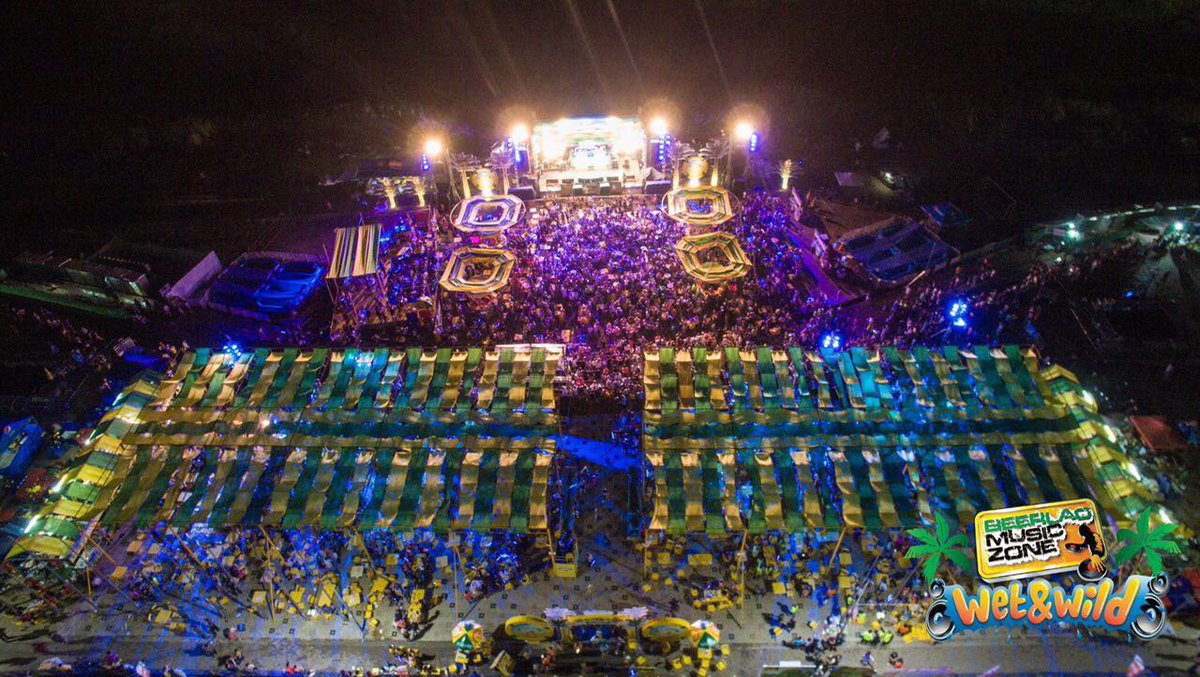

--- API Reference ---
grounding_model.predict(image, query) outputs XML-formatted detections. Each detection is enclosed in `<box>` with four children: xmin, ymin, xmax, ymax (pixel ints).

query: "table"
<box><xmin>152</xmin><ymin>610</ymin><xmax>173</xmax><ymax>626</ymax></box>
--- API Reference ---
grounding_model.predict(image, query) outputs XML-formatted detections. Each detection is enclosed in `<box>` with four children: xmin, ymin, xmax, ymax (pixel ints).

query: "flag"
<box><xmin>1127</xmin><ymin>654</ymin><xmax>1145</xmax><ymax>676</ymax></box>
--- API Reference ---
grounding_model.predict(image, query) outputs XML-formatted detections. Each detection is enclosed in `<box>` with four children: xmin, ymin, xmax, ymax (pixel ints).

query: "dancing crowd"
<box><xmin>329</xmin><ymin>192</ymin><xmax>1152</xmax><ymax>412</ymax></box>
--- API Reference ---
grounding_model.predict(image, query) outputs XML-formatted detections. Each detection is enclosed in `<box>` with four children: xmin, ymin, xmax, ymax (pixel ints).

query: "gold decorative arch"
<box><xmin>439</xmin><ymin>247</ymin><xmax>516</xmax><ymax>294</ymax></box>
<box><xmin>451</xmin><ymin>194</ymin><xmax>526</xmax><ymax>235</ymax></box>
<box><xmin>664</xmin><ymin>186</ymin><xmax>735</xmax><ymax>227</ymax></box>
<box><xmin>674</xmin><ymin>232</ymin><xmax>751</xmax><ymax>284</ymax></box>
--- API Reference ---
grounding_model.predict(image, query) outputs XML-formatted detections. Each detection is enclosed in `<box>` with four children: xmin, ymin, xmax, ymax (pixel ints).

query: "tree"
<box><xmin>776</xmin><ymin>159</ymin><xmax>796</xmax><ymax>191</ymax></box>
<box><xmin>904</xmin><ymin>513</ymin><xmax>973</xmax><ymax>586</ymax></box>
<box><xmin>1114</xmin><ymin>508</ymin><xmax>1181</xmax><ymax>576</ymax></box>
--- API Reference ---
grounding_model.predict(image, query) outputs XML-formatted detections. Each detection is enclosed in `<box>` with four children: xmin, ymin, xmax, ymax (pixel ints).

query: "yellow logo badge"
<box><xmin>974</xmin><ymin>499</ymin><xmax>1107</xmax><ymax>583</ymax></box>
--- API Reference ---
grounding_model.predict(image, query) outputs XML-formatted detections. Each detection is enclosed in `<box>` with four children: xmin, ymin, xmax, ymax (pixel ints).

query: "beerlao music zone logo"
<box><xmin>907</xmin><ymin>500</ymin><xmax>1177</xmax><ymax>642</ymax></box>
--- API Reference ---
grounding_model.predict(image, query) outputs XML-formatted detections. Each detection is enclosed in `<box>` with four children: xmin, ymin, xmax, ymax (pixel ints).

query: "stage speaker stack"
<box><xmin>508</xmin><ymin>186</ymin><xmax>538</xmax><ymax>201</ymax></box>
<box><xmin>643</xmin><ymin>180</ymin><xmax>672</xmax><ymax>196</ymax></box>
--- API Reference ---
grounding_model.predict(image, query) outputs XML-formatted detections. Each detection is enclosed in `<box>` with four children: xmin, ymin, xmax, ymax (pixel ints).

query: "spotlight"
<box><xmin>820</xmin><ymin>332</ymin><xmax>843</xmax><ymax>351</ymax></box>
<box><xmin>734</xmin><ymin>121</ymin><xmax>754</xmax><ymax>141</ymax></box>
<box><xmin>424</xmin><ymin>138</ymin><xmax>444</xmax><ymax>156</ymax></box>
<box><xmin>649</xmin><ymin>117</ymin><xmax>669</xmax><ymax>138</ymax></box>
<box><xmin>510</xmin><ymin>123</ymin><xmax>530</xmax><ymax>144</ymax></box>
<box><xmin>748</xmin><ymin>132</ymin><xmax>761</xmax><ymax>153</ymax></box>
<box><xmin>947</xmin><ymin>298</ymin><xmax>970</xmax><ymax>329</ymax></box>
<box><xmin>1174</xmin><ymin>221</ymin><xmax>1185</xmax><ymax>232</ymax></box>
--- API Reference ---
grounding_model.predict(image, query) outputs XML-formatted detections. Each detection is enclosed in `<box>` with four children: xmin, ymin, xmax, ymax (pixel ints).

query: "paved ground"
<box><xmin>3</xmin><ymin>482</ymin><xmax>1197</xmax><ymax>676</ymax></box>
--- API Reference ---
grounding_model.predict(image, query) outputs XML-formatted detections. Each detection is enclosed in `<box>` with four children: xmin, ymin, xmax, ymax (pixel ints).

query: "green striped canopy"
<box><xmin>643</xmin><ymin>345</ymin><xmax>1151</xmax><ymax>533</ymax></box>
<box><xmin>327</xmin><ymin>223</ymin><xmax>382</xmax><ymax>279</ymax></box>
<box><xmin>13</xmin><ymin>345</ymin><xmax>563</xmax><ymax>558</ymax></box>
<box><xmin>98</xmin><ymin>439</ymin><xmax>554</xmax><ymax>533</ymax></box>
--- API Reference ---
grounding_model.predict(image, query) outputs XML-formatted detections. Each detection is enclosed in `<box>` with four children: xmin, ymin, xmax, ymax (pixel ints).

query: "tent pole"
<box><xmin>451</xmin><ymin>544</ymin><xmax>462</xmax><ymax>621</ymax></box>
<box><xmin>737</xmin><ymin>530</ymin><xmax>748</xmax><ymax>609</ymax></box>
<box><xmin>162</xmin><ymin>526</ymin><xmax>205</xmax><ymax>575</ymax></box>
<box><xmin>353</xmin><ymin>529</ymin><xmax>376</xmax><ymax>576</ymax></box>
<box><xmin>828</xmin><ymin>526</ymin><xmax>848</xmax><ymax>568</ymax></box>
<box><xmin>267</xmin><ymin>572</ymin><xmax>276</xmax><ymax>624</ymax></box>
<box><xmin>85</xmin><ymin>533</ymin><xmax>123</xmax><ymax>570</ymax></box>
<box><xmin>49</xmin><ymin>560</ymin><xmax>99</xmax><ymax>612</ymax></box>
<box><xmin>258</xmin><ymin>527</ymin><xmax>281</xmax><ymax>563</ymax></box>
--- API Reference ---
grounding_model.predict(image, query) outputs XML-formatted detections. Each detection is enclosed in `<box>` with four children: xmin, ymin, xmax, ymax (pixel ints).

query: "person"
<box><xmin>861</xmin><ymin>651</ymin><xmax>873</xmax><ymax>667</ymax></box>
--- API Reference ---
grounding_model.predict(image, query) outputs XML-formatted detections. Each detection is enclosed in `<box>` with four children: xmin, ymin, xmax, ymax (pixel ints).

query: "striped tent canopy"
<box><xmin>327</xmin><ymin>223</ymin><xmax>382</xmax><ymax>279</ymax></box>
<box><xmin>13</xmin><ymin>345</ymin><xmax>563</xmax><ymax>558</ymax></box>
<box><xmin>451</xmin><ymin>194</ymin><xmax>525</xmax><ymax>235</ymax></box>
<box><xmin>664</xmin><ymin>187</ymin><xmax>735</xmax><ymax>228</ymax></box>
<box><xmin>94</xmin><ymin>438</ymin><xmax>554</xmax><ymax>533</ymax></box>
<box><xmin>440</xmin><ymin>247</ymin><xmax>516</xmax><ymax>295</ymax></box>
<box><xmin>642</xmin><ymin>345</ymin><xmax>1151</xmax><ymax>534</ymax></box>
<box><xmin>675</xmin><ymin>232</ymin><xmax>751</xmax><ymax>284</ymax></box>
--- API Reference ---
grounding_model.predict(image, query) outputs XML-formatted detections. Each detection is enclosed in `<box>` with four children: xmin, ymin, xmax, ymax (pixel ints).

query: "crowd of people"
<box><xmin>329</xmin><ymin>191</ymin><xmax>1156</xmax><ymax>412</ymax></box>
<box><xmin>340</xmin><ymin>194</ymin><xmax>828</xmax><ymax>407</ymax></box>
<box><xmin>0</xmin><ymin>302</ymin><xmax>120</xmax><ymax>412</ymax></box>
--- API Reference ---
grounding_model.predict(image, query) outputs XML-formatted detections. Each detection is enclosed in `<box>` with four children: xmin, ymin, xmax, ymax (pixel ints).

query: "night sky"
<box><xmin>2</xmin><ymin>1</ymin><xmax>1198</xmax><ymax>223</ymax></box>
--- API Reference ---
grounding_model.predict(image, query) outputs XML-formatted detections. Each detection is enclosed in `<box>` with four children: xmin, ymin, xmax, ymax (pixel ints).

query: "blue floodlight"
<box><xmin>420</xmin><ymin>153</ymin><xmax>431</xmax><ymax>173</ymax></box>
<box><xmin>821</xmin><ymin>332</ymin><xmax>843</xmax><ymax>351</ymax></box>
<box><xmin>947</xmin><ymin>298</ymin><xmax>970</xmax><ymax>329</ymax></box>
<box><xmin>748</xmin><ymin>132</ymin><xmax>761</xmax><ymax>153</ymax></box>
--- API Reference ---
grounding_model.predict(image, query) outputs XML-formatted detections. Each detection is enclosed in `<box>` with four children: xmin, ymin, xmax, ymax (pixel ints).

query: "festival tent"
<box><xmin>641</xmin><ymin>345</ymin><xmax>1151</xmax><ymax>534</ymax></box>
<box><xmin>0</xmin><ymin>417</ymin><xmax>43</xmax><ymax>480</ymax></box>
<box><xmin>1129</xmin><ymin>415</ymin><xmax>1188</xmax><ymax>454</ymax></box>
<box><xmin>327</xmin><ymin>223</ymin><xmax>383</xmax><ymax>279</ymax></box>
<box><xmin>451</xmin><ymin>194</ymin><xmax>526</xmax><ymax>235</ymax></box>
<box><xmin>11</xmin><ymin>345</ymin><xmax>564</xmax><ymax>559</ymax></box>
<box><xmin>674</xmin><ymin>233</ymin><xmax>752</xmax><ymax>285</ymax></box>
<box><xmin>439</xmin><ymin>247</ymin><xmax>517</xmax><ymax>295</ymax></box>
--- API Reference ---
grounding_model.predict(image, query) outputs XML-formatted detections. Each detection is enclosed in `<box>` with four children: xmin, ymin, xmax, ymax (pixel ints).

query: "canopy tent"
<box><xmin>1129</xmin><ymin>415</ymin><xmax>1188</xmax><ymax>454</ymax></box>
<box><xmin>92</xmin><ymin>438</ymin><xmax>554</xmax><ymax>532</ymax></box>
<box><xmin>663</xmin><ymin>187</ymin><xmax>735</xmax><ymax>228</ymax></box>
<box><xmin>0</xmin><ymin>417</ymin><xmax>43</xmax><ymax>479</ymax></box>
<box><xmin>13</xmin><ymin>345</ymin><xmax>563</xmax><ymax>559</ymax></box>
<box><xmin>674</xmin><ymin>233</ymin><xmax>751</xmax><ymax>285</ymax></box>
<box><xmin>327</xmin><ymin>223</ymin><xmax>382</xmax><ymax>279</ymax></box>
<box><xmin>451</xmin><ymin>194</ymin><xmax>526</xmax><ymax>235</ymax></box>
<box><xmin>439</xmin><ymin>247</ymin><xmax>516</xmax><ymax>295</ymax></box>
<box><xmin>642</xmin><ymin>345</ymin><xmax>1151</xmax><ymax>534</ymax></box>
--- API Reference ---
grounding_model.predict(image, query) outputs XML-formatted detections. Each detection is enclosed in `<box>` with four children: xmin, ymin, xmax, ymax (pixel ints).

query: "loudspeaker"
<box><xmin>508</xmin><ymin>186</ymin><xmax>538</xmax><ymax>201</ymax></box>
<box><xmin>644</xmin><ymin>180</ymin><xmax>672</xmax><ymax>196</ymax></box>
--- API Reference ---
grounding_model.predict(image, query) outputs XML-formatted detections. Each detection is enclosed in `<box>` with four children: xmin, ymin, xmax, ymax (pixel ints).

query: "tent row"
<box><xmin>19</xmin><ymin>435</ymin><xmax>557</xmax><ymax>560</ymax></box>
<box><xmin>12</xmin><ymin>345</ymin><xmax>564</xmax><ymax>560</ymax></box>
<box><xmin>645</xmin><ymin>442</ymin><xmax>1092</xmax><ymax>534</ymax></box>
<box><xmin>644</xmin><ymin>345</ymin><xmax>1054</xmax><ymax>417</ymax></box>
<box><xmin>643</xmin><ymin>345</ymin><xmax>1154</xmax><ymax>531</ymax></box>
<box><xmin>60</xmin><ymin>440</ymin><xmax>554</xmax><ymax>534</ymax></box>
<box><xmin>152</xmin><ymin>346</ymin><xmax>560</xmax><ymax>423</ymax></box>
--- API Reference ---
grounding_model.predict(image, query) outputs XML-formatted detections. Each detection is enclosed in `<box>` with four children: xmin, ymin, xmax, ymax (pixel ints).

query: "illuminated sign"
<box><xmin>926</xmin><ymin>575</ymin><xmax>1169</xmax><ymax>641</ymax></box>
<box><xmin>974</xmin><ymin>499</ymin><xmax>1106</xmax><ymax>583</ymax></box>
